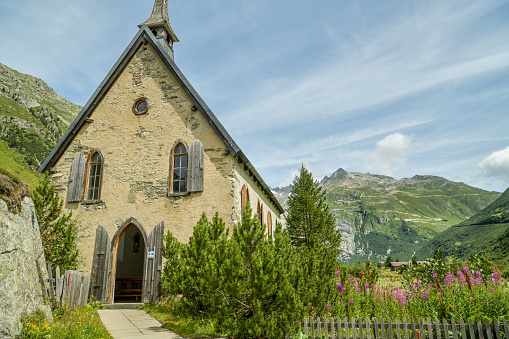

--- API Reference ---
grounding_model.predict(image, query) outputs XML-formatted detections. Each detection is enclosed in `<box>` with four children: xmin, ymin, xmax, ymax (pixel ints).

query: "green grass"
<box><xmin>0</xmin><ymin>139</ymin><xmax>41</xmax><ymax>189</ymax></box>
<box><xmin>20</xmin><ymin>305</ymin><xmax>112</xmax><ymax>339</ymax></box>
<box><xmin>143</xmin><ymin>299</ymin><xmax>224</xmax><ymax>338</ymax></box>
<box><xmin>0</xmin><ymin>96</ymin><xmax>43</xmax><ymax>127</ymax></box>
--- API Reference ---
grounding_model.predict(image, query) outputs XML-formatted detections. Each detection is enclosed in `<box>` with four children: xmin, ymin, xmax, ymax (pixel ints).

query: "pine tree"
<box><xmin>286</xmin><ymin>164</ymin><xmax>341</xmax><ymax>253</ymax></box>
<box><xmin>32</xmin><ymin>173</ymin><xmax>80</xmax><ymax>270</ymax></box>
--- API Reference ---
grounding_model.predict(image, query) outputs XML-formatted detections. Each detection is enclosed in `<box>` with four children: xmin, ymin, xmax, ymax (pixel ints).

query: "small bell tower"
<box><xmin>139</xmin><ymin>0</ymin><xmax>179</xmax><ymax>58</ymax></box>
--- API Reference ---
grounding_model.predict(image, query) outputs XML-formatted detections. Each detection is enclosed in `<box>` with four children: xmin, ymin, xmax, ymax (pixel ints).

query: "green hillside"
<box><xmin>0</xmin><ymin>139</ymin><xmax>41</xmax><ymax>188</ymax></box>
<box><xmin>417</xmin><ymin>188</ymin><xmax>509</xmax><ymax>264</ymax></box>
<box><xmin>0</xmin><ymin>62</ymin><xmax>80</xmax><ymax>188</ymax></box>
<box><xmin>274</xmin><ymin>169</ymin><xmax>501</xmax><ymax>263</ymax></box>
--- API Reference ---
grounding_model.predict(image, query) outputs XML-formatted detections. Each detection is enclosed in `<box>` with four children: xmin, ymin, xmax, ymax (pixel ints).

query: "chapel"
<box><xmin>39</xmin><ymin>0</ymin><xmax>283</xmax><ymax>304</ymax></box>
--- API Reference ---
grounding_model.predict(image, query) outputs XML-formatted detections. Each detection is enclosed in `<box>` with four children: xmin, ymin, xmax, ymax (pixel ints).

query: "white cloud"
<box><xmin>478</xmin><ymin>146</ymin><xmax>509</xmax><ymax>181</ymax></box>
<box><xmin>366</xmin><ymin>133</ymin><xmax>413</xmax><ymax>176</ymax></box>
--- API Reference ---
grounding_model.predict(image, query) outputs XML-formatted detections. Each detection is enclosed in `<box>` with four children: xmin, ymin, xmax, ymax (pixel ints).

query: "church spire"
<box><xmin>139</xmin><ymin>0</ymin><xmax>179</xmax><ymax>51</ymax></box>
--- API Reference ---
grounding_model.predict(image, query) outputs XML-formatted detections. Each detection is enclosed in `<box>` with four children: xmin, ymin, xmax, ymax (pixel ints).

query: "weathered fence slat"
<box><xmin>358</xmin><ymin>318</ymin><xmax>364</xmax><ymax>339</ymax></box>
<box><xmin>493</xmin><ymin>318</ymin><xmax>501</xmax><ymax>339</ymax></box>
<box><xmin>389</xmin><ymin>318</ymin><xmax>394</xmax><ymax>339</ymax></box>
<box><xmin>451</xmin><ymin>318</ymin><xmax>458</xmax><ymax>339</ymax></box>
<box><xmin>311</xmin><ymin>317</ymin><xmax>315</xmax><ymax>339</ymax></box>
<box><xmin>38</xmin><ymin>265</ymin><xmax>91</xmax><ymax>311</ymax></box>
<box><xmin>435</xmin><ymin>319</ymin><xmax>442</xmax><ymax>339</ymax></box>
<box><xmin>411</xmin><ymin>318</ymin><xmax>417</xmax><ymax>339</ymax></box>
<box><xmin>427</xmin><ymin>319</ymin><xmax>434</xmax><ymax>339</ymax></box>
<box><xmin>304</xmin><ymin>317</ymin><xmax>308</xmax><ymax>337</ymax></box>
<box><xmin>485</xmin><ymin>318</ymin><xmax>493</xmax><ymax>339</ymax></box>
<box><xmin>380</xmin><ymin>318</ymin><xmax>387</xmax><ymax>339</ymax></box>
<box><xmin>47</xmin><ymin>263</ymin><xmax>55</xmax><ymax>304</ymax></box>
<box><xmin>477</xmin><ymin>319</ymin><xmax>485</xmax><ymax>339</ymax></box>
<box><xmin>330</xmin><ymin>317</ymin><xmax>336</xmax><ymax>339</ymax></box>
<box><xmin>468</xmin><ymin>319</ymin><xmax>476</xmax><ymax>339</ymax></box>
<box><xmin>345</xmin><ymin>317</ymin><xmax>350</xmax><ymax>339</ymax></box>
<box><xmin>352</xmin><ymin>318</ymin><xmax>357</xmax><ymax>339</ymax></box>
<box><xmin>317</xmin><ymin>317</ymin><xmax>322</xmax><ymax>338</ymax></box>
<box><xmin>443</xmin><ymin>318</ymin><xmax>450</xmax><ymax>339</ymax></box>
<box><xmin>395</xmin><ymin>318</ymin><xmax>402</xmax><ymax>339</ymax></box>
<box><xmin>503</xmin><ymin>319</ymin><xmax>509</xmax><ymax>339</ymax></box>
<box><xmin>403</xmin><ymin>318</ymin><xmax>409</xmax><ymax>339</ymax></box>
<box><xmin>374</xmin><ymin>317</ymin><xmax>380</xmax><ymax>339</ymax></box>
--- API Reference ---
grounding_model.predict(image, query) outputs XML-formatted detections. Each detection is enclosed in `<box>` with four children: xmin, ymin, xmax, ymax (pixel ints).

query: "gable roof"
<box><xmin>39</xmin><ymin>25</ymin><xmax>284</xmax><ymax>214</ymax></box>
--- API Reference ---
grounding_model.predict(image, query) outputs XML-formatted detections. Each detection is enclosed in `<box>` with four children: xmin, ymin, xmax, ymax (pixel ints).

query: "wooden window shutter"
<box><xmin>187</xmin><ymin>139</ymin><xmax>204</xmax><ymax>192</ymax></box>
<box><xmin>67</xmin><ymin>152</ymin><xmax>86</xmax><ymax>202</ymax></box>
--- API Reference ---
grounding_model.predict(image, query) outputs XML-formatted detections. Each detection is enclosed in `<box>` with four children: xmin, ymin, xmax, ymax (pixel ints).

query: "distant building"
<box><xmin>389</xmin><ymin>261</ymin><xmax>426</xmax><ymax>271</ymax></box>
<box><xmin>39</xmin><ymin>0</ymin><xmax>283</xmax><ymax>304</ymax></box>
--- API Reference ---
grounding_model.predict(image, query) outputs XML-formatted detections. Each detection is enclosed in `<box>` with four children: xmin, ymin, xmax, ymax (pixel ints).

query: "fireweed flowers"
<box><xmin>323</xmin><ymin>266</ymin><xmax>509</xmax><ymax>321</ymax></box>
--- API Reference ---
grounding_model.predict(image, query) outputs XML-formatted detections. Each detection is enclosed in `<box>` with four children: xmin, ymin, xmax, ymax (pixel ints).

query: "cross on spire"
<box><xmin>139</xmin><ymin>0</ymin><xmax>179</xmax><ymax>50</ymax></box>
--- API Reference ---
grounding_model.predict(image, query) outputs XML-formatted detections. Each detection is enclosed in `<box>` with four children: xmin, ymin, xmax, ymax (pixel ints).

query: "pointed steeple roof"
<box><xmin>139</xmin><ymin>0</ymin><xmax>179</xmax><ymax>44</ymax></box>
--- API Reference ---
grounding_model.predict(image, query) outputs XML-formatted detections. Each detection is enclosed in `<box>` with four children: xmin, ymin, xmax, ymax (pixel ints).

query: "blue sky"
<box><xmin>2</xmin><ymin>0</ymin><xmax>509</xmax><ymax>192</ymax></box>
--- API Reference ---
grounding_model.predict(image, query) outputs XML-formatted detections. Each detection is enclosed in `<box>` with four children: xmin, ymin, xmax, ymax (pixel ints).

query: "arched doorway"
<box><xmin>110</xmin><ymin>218</ymin><xmax>148</xmax><ymax>303</ymax></box>
<box><xmin>91</xmin><ymin>219</ymin><xmax>164</xmax><ymax>304</ymax></box>
<box><xmin>114</xmin><ymin>224</ymin><xmax>145</xmax><ymax>302</ymax></box>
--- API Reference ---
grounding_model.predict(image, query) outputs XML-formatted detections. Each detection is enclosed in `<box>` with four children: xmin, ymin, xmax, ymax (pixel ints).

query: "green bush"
<box><xmin>161</xmin><ymin>204</ymin><xmax>339</xmax><ymax>338</ymax></box>
<box><xmin>32</xmin><ymin>173</ymin><xmax>81</xmax><ymax>271</ymax></box>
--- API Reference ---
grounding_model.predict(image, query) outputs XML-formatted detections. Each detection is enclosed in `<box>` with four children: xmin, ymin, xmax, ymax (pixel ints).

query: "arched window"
<box><xmin>267</xmin><ymin>211</ymin><xmax>272</xmax><ymax>236</ymax></box>
<box><xmin>171</xmin><ymin>143</ymin><xmax>187</xmax><ymax>193</ymax></box>
<box><xmin>241</xmin><ymin>185</ymin><xmax>250</xmax><ymax>212</ymax></box>
<box><xmin>85</xmin><ymin>151</ymin><xmax>103</xmax><ymax>201</ymax></box>
<box><xmin>257</xmin><ymin>200</ymin><xmax>263</xmax><ymax>228</ymax></box>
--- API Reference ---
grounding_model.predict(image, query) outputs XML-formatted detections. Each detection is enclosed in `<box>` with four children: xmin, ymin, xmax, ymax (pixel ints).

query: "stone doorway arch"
<box><xmin>109</xmin><ymin>218</ymin><xmax>148</xmax><ymax>303</ymax></box>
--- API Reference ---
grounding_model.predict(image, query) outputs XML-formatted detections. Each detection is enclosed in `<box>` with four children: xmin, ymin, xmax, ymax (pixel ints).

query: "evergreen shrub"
<box><xmin>161</xmin><ymin>204</ymin><xmax>339</xmax><ymax>338</ymax></box>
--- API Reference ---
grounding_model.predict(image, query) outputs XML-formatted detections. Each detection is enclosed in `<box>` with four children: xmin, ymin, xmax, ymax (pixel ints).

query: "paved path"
<box><xmin>97</xmin><ymin>309</ymin><xmax>185</xmax><ymax>339</ymax></box>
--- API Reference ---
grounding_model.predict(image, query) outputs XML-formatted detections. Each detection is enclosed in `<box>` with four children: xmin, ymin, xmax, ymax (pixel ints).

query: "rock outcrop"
<box><xmin>0</xmin><ymin>197</ymin><xmax>52</xmax><ymax>338</ymax></box>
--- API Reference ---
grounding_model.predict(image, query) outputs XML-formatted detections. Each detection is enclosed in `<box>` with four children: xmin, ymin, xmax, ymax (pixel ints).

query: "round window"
<box><xmin>133</xmin><ymin>97</ymin><xmax>149</xmax><ymax>115</ymax></box>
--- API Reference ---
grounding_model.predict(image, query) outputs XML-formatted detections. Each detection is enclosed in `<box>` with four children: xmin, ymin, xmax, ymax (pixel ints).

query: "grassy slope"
<box><xmin>0</xmin><ymin>139</ymin><xmax>41</xmax><ymax>189</ymax></box>
<box><xmin>417</xmin><ymin>188</ymin><xmax>509</xmax><ymax>264</ymax></box>
<box><xmin>323</xmin><ymin>173</ymin><xmax>500</xmax><ymax>262</ymax></box>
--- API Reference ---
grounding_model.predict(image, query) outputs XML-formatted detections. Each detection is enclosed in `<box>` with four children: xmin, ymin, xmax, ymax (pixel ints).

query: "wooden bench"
<box><xmin>115</xmin><ymin>278</ymin><xmax>142</xmax><ymax>301</ymax></box>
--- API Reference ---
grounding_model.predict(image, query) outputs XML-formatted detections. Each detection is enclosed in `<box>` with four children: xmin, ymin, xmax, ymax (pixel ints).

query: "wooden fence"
<box><xmin>40</xmin><ymin>263</ymin><xmax>91</xmax><ymax>310</ymax></box>
<box><xmin>301</xmin><ymin>317</ymin><xmax>509</xmax><ymax>339</ymax></box>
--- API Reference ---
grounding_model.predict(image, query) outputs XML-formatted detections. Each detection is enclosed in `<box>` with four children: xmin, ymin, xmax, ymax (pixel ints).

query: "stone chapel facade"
<box><xmin>39</xmin><ymin>0</ymin><xmax>283</xmax><ymax>304</ymax></box>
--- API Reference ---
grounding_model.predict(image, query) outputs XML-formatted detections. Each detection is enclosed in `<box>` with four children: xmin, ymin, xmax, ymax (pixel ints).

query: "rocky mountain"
<box><xmin>274</xmin><ymin>168</ymin><xmax>500</xmax><ymax>263</ymax></box>
<box><xmin>417</xmin><ymin>187</ymin><xmax>509</xmax><ymax>265</ymax></box>
<box><xmin>0</xmin><ymin>62</ymin><xmax>81</xmax><ymax>187</ymax></box>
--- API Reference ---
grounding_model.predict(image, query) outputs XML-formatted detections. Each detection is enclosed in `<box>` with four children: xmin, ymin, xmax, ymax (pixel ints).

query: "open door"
<box><xmin>142</xmin><ymin>221</ymin><xmax>164</xmax><ymax>303</ymax></box>
<box><xmin>90</xmin><ymin>225</ymin><xmax>111</xmax><ymax>303</ymax></box>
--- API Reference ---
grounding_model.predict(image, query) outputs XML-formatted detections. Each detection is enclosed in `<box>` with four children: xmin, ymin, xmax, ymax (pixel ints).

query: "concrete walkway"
<box><xmin>97</xmin><ymin>309</ymin><xmax>185</xmax><ymax>339</ymax></box>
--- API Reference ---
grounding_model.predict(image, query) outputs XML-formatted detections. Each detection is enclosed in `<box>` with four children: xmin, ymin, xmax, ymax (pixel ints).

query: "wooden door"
<box><xmin>142</xmin><ymin>221</ymin><xmax>164</xmax><ymax>303</ymax></box>
<box><xmin>90</xmin><ymin>225</ymin><xmax>111</xmax><ymax>303</ymax></box>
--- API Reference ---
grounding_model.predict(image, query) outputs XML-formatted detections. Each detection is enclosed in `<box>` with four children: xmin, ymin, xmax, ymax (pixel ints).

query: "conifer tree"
<box><xmin>32</xmin><ymin>173</ymin><xmax>80</xmax><ymax>270</ymax></box>
<box><xmin>286</xmin><ymin>164</ymin><xmax>341</xmax><ymax>253</ymax></box>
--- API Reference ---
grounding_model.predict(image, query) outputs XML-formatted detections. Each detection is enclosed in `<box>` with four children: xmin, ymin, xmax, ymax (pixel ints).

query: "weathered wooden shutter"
<box><xmin>142</xmin><ymin>221</ymin><xmax>164</xmax><ymax>303</ymax></box>
<box><xmin>67</xmin><ymin>152</ymin><xmax>86</xmax><ymax>202</ymax></box>
<box><xmin>187</xmin><ymin>139</ymin><xmax>204</xmax><ymax>192</ymax></box>
<box><xmin>90</xmin><ymin>225</ymin><xmax>111</xmax><ymax>304</ymax></box>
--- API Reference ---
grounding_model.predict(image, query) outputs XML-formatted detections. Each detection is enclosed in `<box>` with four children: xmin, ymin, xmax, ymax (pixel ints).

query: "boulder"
<box><xmin>0</xmin><ymin>197</ymin><xmax>52</xmax><ymax>338</ymax></box>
